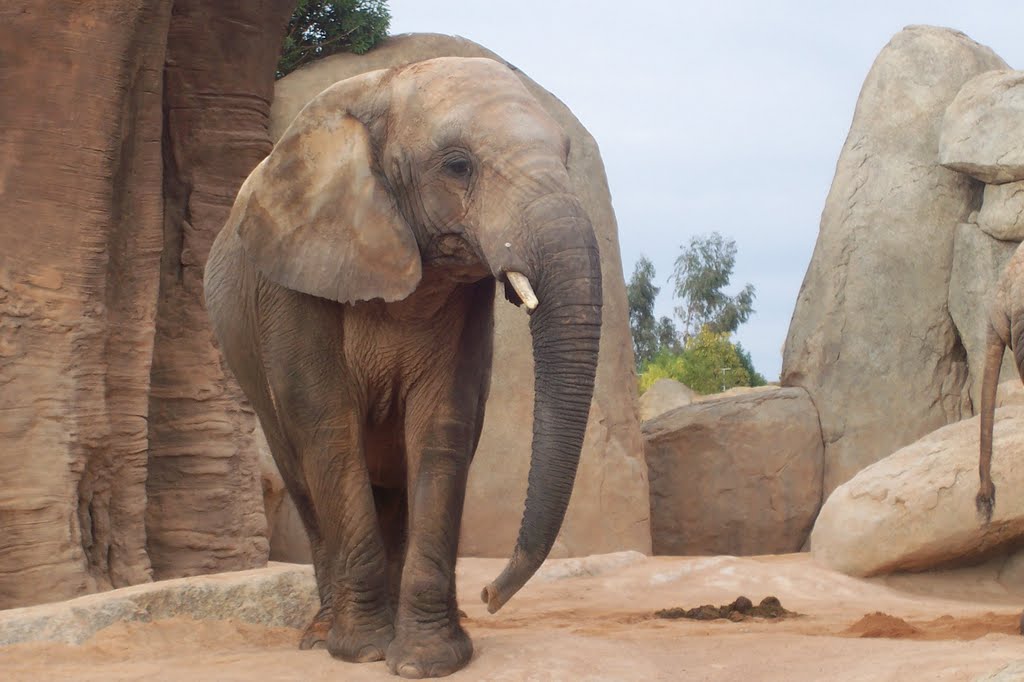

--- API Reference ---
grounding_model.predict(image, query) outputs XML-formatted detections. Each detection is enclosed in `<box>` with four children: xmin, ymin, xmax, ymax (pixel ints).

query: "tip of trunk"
<box><xmin>480</xmin><ymin>550</ymin><xmax>540</xmax><ymax>613</ymax></box>
<box><xmin>480</xmin><ymin>584</ymin><xmax>503</xmax><ymax>614</ymax></box>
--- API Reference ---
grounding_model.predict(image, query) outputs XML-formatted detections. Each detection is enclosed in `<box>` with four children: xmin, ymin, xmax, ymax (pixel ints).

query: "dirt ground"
<box><xmin>3</xmin><ymin>553</ymin><xmax>1024</xmax><ymax>681</ymax></box>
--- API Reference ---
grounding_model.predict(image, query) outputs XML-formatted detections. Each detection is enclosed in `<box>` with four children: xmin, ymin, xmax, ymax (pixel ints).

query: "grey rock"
<box><xmin>811</xmin><ymin>406</ymin><xmax>1024</xmax><ymax>577</ymax></box>
<box><xmin>978</xmin><ymin>181</ymin><xmax>1024</xmax><ymax>240</ymax></box>
<box><xmin>782</xmin><ymin>26</ymin><xmax>1006</xmax><ymax>495</ymax></box>
<box><xmin>644</xmin><ymin>386</ymin><xmax>823</xmax><ymax>556</ymax></box>
<box><xmin>940</xmin><ymin>70</ymin><xmax>1024</xmax><ymax>184</ymax></box>
<box><xmin>998</xmin><ymin>379</ymin><xmax>1024</xmax><ymax>407</ymax></box>
<box><xmin>975</xmin><ymin>661</ymin><xmax>1024</xmax><ymax>682</ymax></box>
<box><xmin>0</xmin><ymin>564</ymin><xmax>316</xmax><ymax>646</ymax></box>
<box><xmin>638</xmin><ymin>378</ymin><xmax>697</xmax><ymax>422</ymax></box>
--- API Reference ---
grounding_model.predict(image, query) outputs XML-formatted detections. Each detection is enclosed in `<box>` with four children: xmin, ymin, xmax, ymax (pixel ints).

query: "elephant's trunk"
<box><xmin>482</xmin><ymin>195</ymin><xmax>602</xmax><ymax>613</ymax></box>
<box><xmin>977</xmin><ymin>324</ymin><xmax>1007</xmax><ymax>522</ymax></box>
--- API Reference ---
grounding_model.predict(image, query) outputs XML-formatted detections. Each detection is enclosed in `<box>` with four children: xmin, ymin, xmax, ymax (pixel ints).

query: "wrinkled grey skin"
<box><xmin>204</xmin><ymin>57</ymin><xmax>602</xmax><ymax>678</ymax></box>
<box><xmin>977</xmin><ymin>244</ymin><xmax>1024</xmax><ymax>523</ymax></box>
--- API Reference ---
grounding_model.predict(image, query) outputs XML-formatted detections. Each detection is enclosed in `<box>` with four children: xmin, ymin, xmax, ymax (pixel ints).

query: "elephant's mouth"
<box><xmin>423</xmin><ymin>235</ymin><xmax>539</xmax><ymax>309</ymax></box>
<box><xmin>422</xmin><ymin>233</ymin><xmax>489</xmax><ymax>282</ymax></box>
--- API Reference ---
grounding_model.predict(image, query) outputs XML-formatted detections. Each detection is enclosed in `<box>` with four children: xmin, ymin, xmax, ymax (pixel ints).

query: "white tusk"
<box><xmin>506</xmin><ymin>271</ymin><xmax>538</xmax><ymax>311</ymax></box>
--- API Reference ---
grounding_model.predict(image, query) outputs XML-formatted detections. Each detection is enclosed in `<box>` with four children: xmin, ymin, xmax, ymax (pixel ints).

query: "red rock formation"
<box><xmin>145</xmin><ymin>0</ymin><xmax>292</xmax><ymax>581</ymax></box>
<box><xmin>0</xmin><ymin>0</ymin><xmax>292</xmax><ymax>608</ymax></box>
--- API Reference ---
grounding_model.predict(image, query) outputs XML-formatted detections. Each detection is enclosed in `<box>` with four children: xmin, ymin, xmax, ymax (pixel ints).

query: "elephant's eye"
<box><xmin>443</xmin><ymin>156</ymin><xmax>472</xmax><ymax>178</ymax></box>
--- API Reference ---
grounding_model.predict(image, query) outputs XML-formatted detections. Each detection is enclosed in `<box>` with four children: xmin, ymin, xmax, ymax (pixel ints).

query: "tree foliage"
<box><xmin>655</xmin><ymin>316</ymin><xmax>682</xmax><ymax>356</ymax></box>
<box><xmin>627</xmin><ymin>233</ymin><xmax>766</xmax><ymax>394</ymax></box>
<box><xmin>278</xmin><ymin>1</ymin><xmax>390</xmax><ymax>79</ymax></box>
<box><xmin>627</xmin><ymin>257</ymin><xmax>659</xmax><ymax>366</ymax></box>
<box><xmin>638</xmin><ymin>327</ymin><xmax>755</xmax><ymax>395</ymax></box>
<box><xmin>671</xmin><ymin>232</ymin><xmax>756</xmax><ymax>340</ymax></box>
<box><xmin>627</xmin><ymin>256</ymin><xmax>682</xmax><ymax>368</ymax></box>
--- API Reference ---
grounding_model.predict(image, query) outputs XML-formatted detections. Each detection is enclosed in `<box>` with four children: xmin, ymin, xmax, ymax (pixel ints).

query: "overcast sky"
<box><xmin>388</xmin><ymin>1</ymin><xmax>1024</xmax><ymax>380</ymax></box>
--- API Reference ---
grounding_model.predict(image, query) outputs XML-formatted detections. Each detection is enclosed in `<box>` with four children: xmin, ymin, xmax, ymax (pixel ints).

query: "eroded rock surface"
<box><xmin>0</xmin><ymin>1</ymin><xmax>292</xmax><ymax>608</ymax></box>
<box><xmin>940</xmin><ymin>69</ymin><xmax>1024</xmax><ymax>184</ymax></box>
<box><xmin>998</xmin><ymin>379</ymin><xmax>1024</xmax><ymax>407</ymax></box>
<box><xmin>0</xmin><ymin>0</ymin><xmax>171</xmax><ymax>609</ymax></box>
<box><xmin>978</xmin><ymin>181</ymin><xmax>1024</xmax><ymax>240</ymax></box>
<box><xmin>0</xmin><ymin>564</ymin><xmax>317</xmax><ymax>646</ymax></box>
<box><xmin>782</xmin><ymin>26</ymin><xmax>1006</xmax><ymax>495</ymax></box>
<box><xmin>143</xmin><ymin>0</ymin><xmax>291</xmax><ymax>580</ymax></box>
<box><xmin>638</xmin><ymin>378</ymin><xmax>697</xmax><ymax>423</ymax></box>
<box><xmin>644</xmin><ymin>386</ymin><xmax>823</xmax><ymax>555</ymax></box>
<box><xmin>811</xmin><ymin>406</ymin><xmax>1024</xmax><ymax>577</ymax></box>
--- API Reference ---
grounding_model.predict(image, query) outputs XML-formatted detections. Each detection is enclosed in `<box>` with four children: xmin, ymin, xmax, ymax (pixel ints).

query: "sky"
<box><xmin>387</xmin><ymin>1</ymin><xmax>1024</xmax><ymax>381</ymax></box>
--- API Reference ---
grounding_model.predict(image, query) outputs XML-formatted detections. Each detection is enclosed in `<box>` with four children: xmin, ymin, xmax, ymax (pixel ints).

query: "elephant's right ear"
<box><xmin>235</xmin><ymin>73</ymin><xmax>421</xmax><ymax>304</ymax></box>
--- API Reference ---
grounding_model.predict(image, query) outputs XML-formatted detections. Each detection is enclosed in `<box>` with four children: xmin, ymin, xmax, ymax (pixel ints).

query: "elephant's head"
<box><xmin>235</xmin><ymin>57</ymin><xmax>602</xmax><ymax>612</ymax></box>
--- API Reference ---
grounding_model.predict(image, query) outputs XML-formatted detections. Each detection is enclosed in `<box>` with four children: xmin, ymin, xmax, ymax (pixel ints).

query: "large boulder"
<box><xmin>940</xmin><ymin>70</ymin><xmax>1024</xmax><ymax>184</ymax></box>
<box><xmin>643</xmin><ymin>386</ymin><xmax>823</xmax><ymax>556</ymax></box>
<box><xmin>637</xmin><ymin>378</ymin><xmax>697</xmax><ymax>423</ymax></box>
<box><xmin>811</xmin><ymin>406</ymin><xmax>1024</xmax><ymax>577</ymax></box>
<box><xmin>998</xmin><ymin>379</ymin><xmax>1024</xmax><ymax>407</ymax></box>
<box><xmin>782</xmin><ymin>26</ymin><xmax>1007</xmax><ymax>495</ymax></box>
<box><xmin>978</xmin><ymin>182</ymin><xmax>1024</xmax><ymax>241</ymax></box>
<box><xmin>948</xmin><ymin>222</ymin><xmax>1019</xmax><ymax>409</ymax></box>
<box><xmin>266</xmin><ymin>34</ymin><xmax>650</xmax><ymax>559</ymax></box>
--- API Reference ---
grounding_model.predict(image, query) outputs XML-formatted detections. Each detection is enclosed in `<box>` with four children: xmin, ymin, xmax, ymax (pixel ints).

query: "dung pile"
<box><xmin>654</xmin><ymin>596</ymin><xmax>795</xmax><ymax>622</ymax></box>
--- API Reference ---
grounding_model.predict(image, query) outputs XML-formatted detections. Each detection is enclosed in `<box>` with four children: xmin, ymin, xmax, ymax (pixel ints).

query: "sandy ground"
<box><xmin>3</xmin><ymin>553</ymin><xmax>1024</xmax><ymax>681</ymax></box>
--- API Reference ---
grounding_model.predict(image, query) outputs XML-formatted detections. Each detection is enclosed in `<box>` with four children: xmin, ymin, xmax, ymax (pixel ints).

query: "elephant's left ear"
<box><xmin>233</xmin><ymin>74</ymin><xmax>421</xmax><ymax>304</ymax></box>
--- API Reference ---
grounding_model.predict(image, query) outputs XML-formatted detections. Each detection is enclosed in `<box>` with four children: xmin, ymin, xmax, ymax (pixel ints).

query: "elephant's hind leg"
<box><xmin>289</xmin><ymin>489</ymin><xmax>333</xmax><ymax>650</ymax></box>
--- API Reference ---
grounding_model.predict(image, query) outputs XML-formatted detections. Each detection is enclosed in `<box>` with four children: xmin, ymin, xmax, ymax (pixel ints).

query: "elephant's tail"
<box><xmin>977</xmin><ymin>323</ymin><xmax>1006</xmax><ymax>524</ymax></box>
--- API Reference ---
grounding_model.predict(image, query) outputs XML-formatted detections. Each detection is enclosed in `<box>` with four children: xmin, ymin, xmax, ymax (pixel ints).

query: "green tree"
<box><xmin>638</xmin><ymin>327</ymin><xmax>752</xmax><ymax>395</ymax></box>
<box><xmin>671</xmin><ymin>232</ymin><xmax>756</xmax><ymax>340</ymax></box>
<box><xmin>655</xmin><ymin>316</ymin><xmax>682</xmax><ymax>356</ymax></box>
<box><xmin>627</xmin><ymin>256</ymin><xmax>680</xmax><ymax>368</ymax></box>
<box><xmin>636</xmin><ymin>351</ymin><xmax>686</xmax><ymax>395</ymax></box>
<box><xmin>278</xmin><ymin>1</ymin><xmax>390</xmax><ymax>79</ymax></box>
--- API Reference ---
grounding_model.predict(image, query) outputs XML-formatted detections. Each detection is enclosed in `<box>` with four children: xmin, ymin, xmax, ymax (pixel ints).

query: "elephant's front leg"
<box><xmin>304</xmin><ymin>414</ymin><xmax>395</xmax><ymax>663</ymax></box>
<box><xmin>386</xmin><ymin>385</ymin><xmax>484</xmax><ymax>678</ymax></box>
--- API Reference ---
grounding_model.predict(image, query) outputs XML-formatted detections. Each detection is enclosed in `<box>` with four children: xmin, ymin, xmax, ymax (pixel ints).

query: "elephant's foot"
<box><xmin>299</xmin><ymin>605</ymin><xmax>332</xmax><ymax>650</ymax></box>
<box><xmin>327</xmin><ymin>613</ymin><xmax>395</xmax><ymax>663</ymax></box>
<box><xmin>386</xmin><ymin>620</ymin><xmax>473</xmax><ymax>678</ymax></box>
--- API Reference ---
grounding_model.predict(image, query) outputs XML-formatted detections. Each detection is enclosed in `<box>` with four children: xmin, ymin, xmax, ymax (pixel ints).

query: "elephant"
<box><xmin>976</xmin><ymin>244</ymin><xmax>1024</xmax><ymax>523</ymax></box>
<box><xmin>203</xmin><ymin>57</ymin><xmax>602</xmax><ymax>677</ymax></box>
